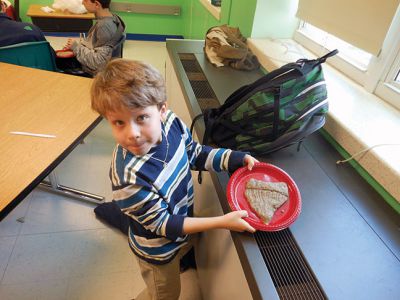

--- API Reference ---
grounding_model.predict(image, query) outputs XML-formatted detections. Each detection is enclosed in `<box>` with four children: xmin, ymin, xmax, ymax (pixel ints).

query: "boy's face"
<box><xmin>106</xmin><ymin>104</ymin><xmax>167</xmax><ymax>156</ymax></box>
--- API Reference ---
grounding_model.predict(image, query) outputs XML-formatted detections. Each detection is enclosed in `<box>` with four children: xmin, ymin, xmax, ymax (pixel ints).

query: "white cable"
<box><xmin>336</xmin><ymin>143</ymin><xmax>400</xmax><ymax>165</ymax></box>
<box><xmin>262</xmin><ymin>39</ymin><xmax>307</xmax><ymax>64</ymax></box>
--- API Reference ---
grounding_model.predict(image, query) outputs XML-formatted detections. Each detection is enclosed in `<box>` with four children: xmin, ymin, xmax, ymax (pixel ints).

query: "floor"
<box><xmin>0</xmin><ymin>37</ymin><xmax>202</xmax><ymax>300</ymax></box>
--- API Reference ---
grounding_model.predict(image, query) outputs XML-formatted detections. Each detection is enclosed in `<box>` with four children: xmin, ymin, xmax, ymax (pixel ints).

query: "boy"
<box><xmin>60</xmin><ymin>0</ymin><xmax>125</xmax><ymax>75</ymax></box>
<box><xmin>91</xmin><ymin>59</ymin><xmax>257</xmax><ymax>300</ymax></box>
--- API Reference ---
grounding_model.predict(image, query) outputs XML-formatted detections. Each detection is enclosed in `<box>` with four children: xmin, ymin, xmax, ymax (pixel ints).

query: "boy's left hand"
<box><xmin>63</xmin><ymin>38</ymin><xmax>75</xmax><ymax>50</ymax></box>
<box><xmin>243</xmin><ymin>154</ymin><xmax>259</xmax><ymax>170</ymax></box>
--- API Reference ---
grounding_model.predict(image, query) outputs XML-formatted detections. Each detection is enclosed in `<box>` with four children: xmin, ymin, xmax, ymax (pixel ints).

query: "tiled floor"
<box><xmin>0</xmin><ymin>37</ymin><xmax>202</xmax><ymax>300</ymax></box>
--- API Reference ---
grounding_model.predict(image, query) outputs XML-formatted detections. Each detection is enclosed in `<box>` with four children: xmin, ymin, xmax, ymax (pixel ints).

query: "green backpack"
<box><xmin>192</xmin><ymin>49</ymin><xmax>338</xmax><ymax>156</ymax></box>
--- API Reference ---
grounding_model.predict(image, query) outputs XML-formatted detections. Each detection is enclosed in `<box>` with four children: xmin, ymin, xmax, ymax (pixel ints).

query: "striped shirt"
<box><xmin>110</xmin><ymin>111</ymin><xmax>246</xmax><ymax>264</ymax></box>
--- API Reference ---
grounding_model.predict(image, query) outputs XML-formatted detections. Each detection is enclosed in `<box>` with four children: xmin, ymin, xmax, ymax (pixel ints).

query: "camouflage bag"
<box><xmin>192</xmin><ymin>49</ymin><xmax>338</xmax><ymax>156</ymax></box>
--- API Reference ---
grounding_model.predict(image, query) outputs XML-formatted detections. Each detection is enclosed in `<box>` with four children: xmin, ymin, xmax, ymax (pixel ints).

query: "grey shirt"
<box><xmin>71</xmin><ymin>14</ymin><xmax>125</xmax><ymax>75</ymax></box>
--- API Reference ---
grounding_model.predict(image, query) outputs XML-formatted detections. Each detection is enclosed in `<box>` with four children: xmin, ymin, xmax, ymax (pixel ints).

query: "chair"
<box><xmin>0</xmin><ymin>41</ymin><xmax>57</xmax><ymax>71</ymax></box>
<box><xmin>112</xmin><ymin>33</ymin><xmax>126</xmax><ymax>58</ymax></box>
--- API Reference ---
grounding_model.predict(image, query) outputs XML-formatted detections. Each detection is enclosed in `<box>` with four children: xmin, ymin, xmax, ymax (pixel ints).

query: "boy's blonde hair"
<box><xmin>91</xmin><ymin>59</ymin><xmax>166</xmax><ymax>116</ymax></box>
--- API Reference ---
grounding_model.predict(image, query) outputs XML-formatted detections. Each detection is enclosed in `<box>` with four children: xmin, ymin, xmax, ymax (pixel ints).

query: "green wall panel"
<box><xmin>218</xmin><ymin>0</ymin><xmax>231</xmax><ymax>24</ymax></box>
<box><xmin>17</xmin><ymin>0</ymin><xmax>51</xmax><ymax>23</ymax></box>
<box><xmin>187</xmin><ymin>0</ymin><xmax>209</xmax><ymax>39</ymax></box>
<box><xmin>184</xmin><ymin>0</ymin><xmax>299</xmax><ymax>39</ymax></box>
<box><xmin>184</xmin><ymin>0</ymin><xmax>224</xmax><ymax>39</ymax></box>
<box><xmin>182</xmin><ymin>0</ymin><xmax>192</xmax><ymax>38</ymax></box>
<box><xmin>229</xmin><ymin>0</ymin><xmax>257</xmax><ymax>37</ymax></box>
<box><xmin>183</xmin><ymin>0</ymin><xmax>258</xmax><ymax>39</ymax></box>
<box><xmin>184</xmin><ymin>0</ymin><xmax>233</xmax><ymax>39</ymax></box>
<box><xmin>17</xmin><ymin>0</ymin><xmax>186</xmax><ymax>36</ymax></box>
<box><xmin>115</xmin><ymin>11</ymin><xmax>185</xmax><ymax>35</ymax></box>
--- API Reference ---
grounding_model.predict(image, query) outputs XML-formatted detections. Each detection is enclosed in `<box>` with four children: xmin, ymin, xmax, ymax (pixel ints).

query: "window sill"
<box><xmin>248</xmin><ymin>38</ymin><xmax>400</xmax><ymax>204</ymax></box>
<box><xmin>199</xmin><ymin>0</ymin><xmax>221</xmax><ymax>21</ymax></box>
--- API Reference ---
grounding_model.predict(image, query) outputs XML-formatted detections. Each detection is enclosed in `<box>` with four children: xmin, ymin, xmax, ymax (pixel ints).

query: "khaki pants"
<box><xmin>135</xmin><ymin>239</ymin><xmax>194</xmax><ymax>300</ymax></box>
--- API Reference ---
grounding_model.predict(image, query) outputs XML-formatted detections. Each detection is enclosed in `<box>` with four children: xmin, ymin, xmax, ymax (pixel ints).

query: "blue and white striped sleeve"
<box><xmin>179</xmin><ymin>118</ymin><xmax>247</xmax><ymax>173</ymax></box>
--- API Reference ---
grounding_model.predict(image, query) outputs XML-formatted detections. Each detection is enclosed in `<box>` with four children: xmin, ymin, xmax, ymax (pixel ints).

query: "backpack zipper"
<box><xmin>294</xmin><ymin>81</ymin><xmax>326</xmax><ymax>99</ymax></box>
<box><xmin>297</xmin><ymin>99</ymin><xmax>329</xmax><ymax>121</ymax></box>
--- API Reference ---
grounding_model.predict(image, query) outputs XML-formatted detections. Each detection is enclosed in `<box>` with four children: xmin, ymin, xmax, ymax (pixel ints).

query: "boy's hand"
<box><xmin>243</xmin><ymin>154</ymin><xmax>259</xmax><ymax>170</ymax></box>
<box><xmin>63</xmin><ymin>38</ymin><xmax>75</xmax><ymax>50</ymax></box>
<box><xmin>222</xmin><ymin>211</ymin><xmax>256</xmax><ymax>233</ymax></box>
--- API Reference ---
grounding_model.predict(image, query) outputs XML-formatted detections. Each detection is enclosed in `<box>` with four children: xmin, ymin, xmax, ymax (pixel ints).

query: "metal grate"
<box><xmin>178</xmin><ymin>53</ymin><xmax>220</xmax><ymax>112</ymax></box>
<box><xmin>190</xmin><ymin>80</ymin><xmax>216</xmax><ymax>99</ymax></box>
<box><xmin>255</xmin><ymin>230</ymin><xmax>327</xmax><ymax>300</ymax></box>
<box><xmin>180</xmin><ymin>58</ymin><xmax>202</xmax><ymax>73</ymax></box>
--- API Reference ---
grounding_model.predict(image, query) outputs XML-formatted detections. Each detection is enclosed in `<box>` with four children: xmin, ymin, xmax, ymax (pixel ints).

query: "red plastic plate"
<box><xmin>227</xmin><ymin>162</ymin><xmax>301</xmax><ymax>231</ymax></box>
<box><xmin>55</xmin><ymin>49</ymin><xmax>75</xmax><ymax>58</ymax></box>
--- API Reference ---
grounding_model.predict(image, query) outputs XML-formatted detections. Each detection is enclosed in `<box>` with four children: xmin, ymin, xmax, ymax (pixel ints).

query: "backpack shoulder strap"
<box><xmin>296</xmin><ymin>49</ymin><xmax>339</xmax><ymax>71</ymax></box>
<box><xmin>317</xmin><ymin>49</ymin><xmax>339</xmax><ymax>64</ymax></box>
<box><xmin>190</xmin><ymin>111</ymin><xmax>216</xmax><ymax>185</ymax></box>
<box><xmin>190</xmin><ymin>109</ymin><xmax>217</xmax><ymax>147</ymax></box>
<box><xmin>190</xmin><ymin>113</ymin><xmax>203</xmax><ymax>135</ymax></box>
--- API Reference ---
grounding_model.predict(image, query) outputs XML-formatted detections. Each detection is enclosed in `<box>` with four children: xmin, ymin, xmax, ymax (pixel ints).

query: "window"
<box><xmin>298</xmin><ymin>22</ymin><xmax>372</xmax><ymax>70</ymax></box>
<box><xmin>294</xmin><ymin>18</ymin><xmax>400</xmax><ymax>110</ymax></box>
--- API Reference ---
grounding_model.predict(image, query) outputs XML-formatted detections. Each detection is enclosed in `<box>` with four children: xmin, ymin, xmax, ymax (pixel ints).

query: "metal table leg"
<box><xmin>39</xmin><ymin>171</ymin><xmax>105</xmax><ymax>204</ymax></box>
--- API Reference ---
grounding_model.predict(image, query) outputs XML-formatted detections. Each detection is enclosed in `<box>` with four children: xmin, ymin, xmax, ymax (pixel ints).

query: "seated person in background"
<box><xmin>0</xmin><ymin>0</ymin><xmax>46</xmax><ymax>47</ymax></box>
<box><xmin>58</xmin><ymin>0</ymin><xmax>125</xmax><ymax>76</ymax></box>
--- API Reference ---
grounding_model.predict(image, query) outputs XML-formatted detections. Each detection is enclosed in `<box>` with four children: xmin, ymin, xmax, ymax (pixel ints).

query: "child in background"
<box><xmin>59</xmin><ymin>0</ymin><xmax>125</xmax><ymax>75</ymax></box>
<box><xmin>91</xmin><ymin>59</ymin><xmax>257</xmax><ymax>300</ymax></box>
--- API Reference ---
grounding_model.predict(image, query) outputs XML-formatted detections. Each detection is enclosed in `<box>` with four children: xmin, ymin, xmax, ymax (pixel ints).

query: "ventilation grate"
<box><xmin>180</xmin><ymin>58</ymin><xmax>202</xmax><ymax>73</ymax></box>
<box><xmin>255</xmin><ymin>230</ymin><xmax>327</xmax><ymax>300</ymax></box>
<box><xmin>178</xmin><ymin>53</ymin><xmax>220</xmax><ymax>112</ymax></box>
<box><xmin>190</xmin><ymin>80</ymin><xmax>216</xmax><ymax>99</ymax></box>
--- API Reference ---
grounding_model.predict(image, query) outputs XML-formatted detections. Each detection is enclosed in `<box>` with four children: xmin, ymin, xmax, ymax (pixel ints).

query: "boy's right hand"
<box><xmin>222</xmin><ymin>210</ymin><xmax>256</xmax><ymax>233</ymax></box>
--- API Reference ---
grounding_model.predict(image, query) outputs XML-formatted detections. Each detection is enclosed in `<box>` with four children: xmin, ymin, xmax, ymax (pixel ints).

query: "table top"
<box><xmin>0</xmin><ymin>63</ymin><xmax>101</xmax><ymax>218</ymax></box>
<box><xmin>27</xmin><ymin>4</ymin><xmax>95</xmax><ymax>19</ymax></box>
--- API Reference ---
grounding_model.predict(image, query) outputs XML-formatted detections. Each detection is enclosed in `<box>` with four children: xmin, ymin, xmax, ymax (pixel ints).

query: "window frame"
<box><xmin>374</xmin><ymin>50</ymin><xmax>400</xmax><ymax>109</ymax></box>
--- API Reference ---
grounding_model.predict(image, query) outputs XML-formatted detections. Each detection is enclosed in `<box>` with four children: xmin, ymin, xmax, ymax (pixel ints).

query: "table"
<box><xmin>0</xmin><ymin>63</ymin><xmax>102</xmax><ymax>221</ymax></box>
<box><xmin>27</xmin><ymin>4</ymin><xmax>95</xmax><ymax>32</ymax></box>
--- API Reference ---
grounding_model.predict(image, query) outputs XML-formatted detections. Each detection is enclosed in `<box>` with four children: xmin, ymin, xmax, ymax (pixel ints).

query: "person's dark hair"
<box><xmin>91</xmin><ymin>0</ymin><xmax>111</xmax><ymax>9</ymax></box>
